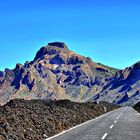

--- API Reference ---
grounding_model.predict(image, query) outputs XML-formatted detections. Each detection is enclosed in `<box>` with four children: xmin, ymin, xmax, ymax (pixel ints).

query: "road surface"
<box><xmin>47</xmin><ymin>107</ymin><xmax>140</xmax><ymax>140</ymax></box>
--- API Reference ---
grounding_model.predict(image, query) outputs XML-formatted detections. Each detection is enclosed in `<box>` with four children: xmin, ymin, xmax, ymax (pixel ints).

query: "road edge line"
<box><xmin>132</xmin><ymin>107</ymin><xmax>140</xmax><ymax>116</ymax></box>
<box><xmin>46</xmin><ymin>108</ymin><xmax>121</xmax><ymax>140</ymax></box>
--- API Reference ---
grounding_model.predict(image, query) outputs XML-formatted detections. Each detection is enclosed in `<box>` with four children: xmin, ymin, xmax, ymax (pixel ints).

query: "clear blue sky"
<box><xmin>0</xmin><ymin>0</ymin><xmax>140</xmax><ymax>71</ymax></box>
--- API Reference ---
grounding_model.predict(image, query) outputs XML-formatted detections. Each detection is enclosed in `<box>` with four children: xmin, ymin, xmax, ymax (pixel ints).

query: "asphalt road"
<box><xmin>47</xmin><ymin>106</ymin><xmax>140</xmax><ymax>140</ymax></box>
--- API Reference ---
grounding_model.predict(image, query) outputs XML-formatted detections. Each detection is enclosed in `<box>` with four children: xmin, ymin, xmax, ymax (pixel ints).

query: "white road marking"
<box><xmin>131</xmin><ymin>108</ymin><xmax>140</xmax><ymax>116</ymax></box>
<box><xmin>110</xmin><ymin>125</ymin><xmax>114</xmax><ymax>129</ymax></box>
<box><xmin>114</xmin><ymin>120</ymin><xmax>117</xmax><ymax>123</ymax></box>
<box><xmin>118</xmin><ymin>112</ymin><xmax>122</xmax><ymax>117</ymax></box>
<box><xmin>116</xmin><ymin>117</ymin><xmax>119</xmax><ymax>120</ymax></box>
<box><xmin>46</xmin><ymin>108</ymin><xmax>120</xmax><ymax>140</ymax></box>
<box><xmin>101</xmin><ymin>133</ymin><xmax>108</xmax><ymax>140</ymax></box>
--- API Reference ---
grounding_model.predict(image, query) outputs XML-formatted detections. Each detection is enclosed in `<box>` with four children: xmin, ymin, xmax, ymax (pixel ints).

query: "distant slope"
<box><xmin>97</xmin><ymin>62</ymin><xmax>140</xmax><ymax>106</ymax></box>
<box><xmin>0</xmin><ymin>42</ymin><xmax>140</xmax><ymax>106</ymax></box>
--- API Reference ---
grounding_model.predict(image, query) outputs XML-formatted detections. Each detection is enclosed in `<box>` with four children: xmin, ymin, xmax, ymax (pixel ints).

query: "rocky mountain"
<box><xmin>0</xmin><ymin>42</ymin><xmax>139</xmax><ymax>106</ymax></box>
<box><xmin>97</xmin><ymin>62</ymin><xmax>140</xmax><ymax>106</ymax></box>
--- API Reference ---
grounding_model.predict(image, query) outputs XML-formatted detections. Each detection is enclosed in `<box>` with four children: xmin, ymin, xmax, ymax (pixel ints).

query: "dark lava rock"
<box><xmin>68</xmin><ymin>56</ymin><xmax>84</xmax><ymax>65</ymax></box>
<box><xmin>133</xmin><ymin>102</ymin><xmax>140</xmax><ymax>113</ymax></box>
<box><xmin>48</xmin><ymin>42</ymin><xmax>68</xmax><ymax>49</ymax></box>
<box><xmin>0</xmin><ymin>99</ymin><xmax>117</xmax><ymax>140</ymax></box>
<box><xmin>49</xmin><ymin>54</ymin><xmax>65</xmax><ymax>65</ymax></box>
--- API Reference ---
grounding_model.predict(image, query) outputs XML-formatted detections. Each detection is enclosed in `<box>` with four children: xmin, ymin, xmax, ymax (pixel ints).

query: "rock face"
<box><xmin>98</xmin><ymin>62</ymin><xmax>140</xmax><ymax>106</ymax></box>
<box><xmin>34</xmin><ymin>42</ymin><xmax>69</xmax><ymax>60</ymax></box>
<box><xmin>0</xmin><ymin>41</ymin><xmax>140</xmax><ymax>106</ymax></box>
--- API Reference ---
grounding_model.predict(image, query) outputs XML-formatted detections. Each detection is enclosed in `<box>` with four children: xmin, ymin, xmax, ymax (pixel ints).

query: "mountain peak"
<box><xmin>48</xmin><ymin>42</ymin><xmax>68</xmax><ymax>49</ymax></box>
<box><xmin>34</xmin><ymin>42</ymin><xmax>69</xmax><ymax>60</ymax></box>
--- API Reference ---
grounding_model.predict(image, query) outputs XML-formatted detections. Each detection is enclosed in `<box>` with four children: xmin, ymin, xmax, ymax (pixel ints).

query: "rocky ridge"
<box><xmin>0</xmin><ymin>42</ymin><xmax>140</xmax><ymax>106</ymax></box>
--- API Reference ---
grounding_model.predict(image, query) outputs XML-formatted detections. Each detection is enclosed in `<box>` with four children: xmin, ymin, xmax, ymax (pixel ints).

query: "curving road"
<box><xmin>47</xmin><ymin>106</ymin><xmax>140</xmax><ymax>140</ymax></box>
